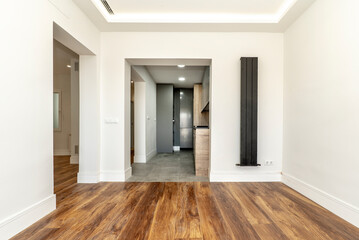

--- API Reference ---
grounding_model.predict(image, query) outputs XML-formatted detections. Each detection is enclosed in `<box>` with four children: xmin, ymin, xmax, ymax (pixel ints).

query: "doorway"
<box><xmin>126</xmin><ymin>61</ymin><xmax>211</xmax><ymax>182</ymax></box>
<box><xmin>53</xmin><ymin>40</ymin><xmax>79</xmax><ymax>204</ymax></box>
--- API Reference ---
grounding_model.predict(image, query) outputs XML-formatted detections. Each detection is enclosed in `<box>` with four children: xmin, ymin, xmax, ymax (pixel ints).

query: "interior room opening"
<box><xmin>53</xmin><ymin>40</ymin><xmax>79</xmax><ymax>204</ymax></box>
<box><xmin>126</xmin><ymin>59</ymin><xmax>212</xmax><ymax>182</ymax></box>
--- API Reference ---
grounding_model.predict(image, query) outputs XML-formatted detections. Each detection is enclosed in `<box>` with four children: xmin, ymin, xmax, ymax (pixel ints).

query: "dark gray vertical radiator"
<box><xmin>237</xmin><ymin>57</ymin><xmax>259</xmax><ymax>166</ymax></box>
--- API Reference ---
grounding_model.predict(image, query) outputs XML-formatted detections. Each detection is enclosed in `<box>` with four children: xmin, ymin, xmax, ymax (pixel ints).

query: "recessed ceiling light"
<box><xmin>180</xmin><ymin>92</ymin><xmax>183</xmax><ymax>95</ymax></box>
<box><xmin>67</xmin><ymin>65</ymin><xmax>71</xmax><ymax>68</ymax></box>
<box><xmin>178</xmin><ymin>77</ymin><xmax>185</xmax><ymax>81</ymax></box>
<box><xmin>178</xmin><ymin>65</ymin><xmax>185</xmax><ymax>68</ymax></box>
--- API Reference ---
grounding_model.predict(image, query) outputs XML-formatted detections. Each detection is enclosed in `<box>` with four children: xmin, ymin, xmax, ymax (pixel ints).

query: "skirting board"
<box><xmin>134</xmin><ymin>154</ymin><xmax>146</xmax><ymax>163</ymax></box>
<box><xmin>0</xmin><ymin>195</ymin><xmax>56</xmax><ymax>240</ymax></box>
<box><xmin>100</xmin><ymin>167</ymin><xmax>132</xmax><ymax>182</ymax></box>
<box><xmin>124</xmin><ymin>167</ymin><xmax>132</xmax><ymax>180</ymax></box>
<box><xmin>146</xmin><ymin>149</ymin><xmax>157</xmax><ymax>161</ymax></box>
<box><xmin>70</xmin><ymin>155</ymin><xmax>79</xmax><ymax>164</ymax></box>
<box><xmin>282</xmin><ymin>173</ymin><xmax>359</xmax><ymax>228</ymax></box>
<box><xmin>77</xmin><ymin>172</ymin><xmax>99</xmax><ymax>183</ymax></box>
<box><xmin>54</xmin><ymin>149</ymin><xmax>71</xmax><ymax>156</ymax></box>
<box><xmin>210</xmin><ymin>171</ymin><xmax>282</xmax><ymax>182</ymax></box>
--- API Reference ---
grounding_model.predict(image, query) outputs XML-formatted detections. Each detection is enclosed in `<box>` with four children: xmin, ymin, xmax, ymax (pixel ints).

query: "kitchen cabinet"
<box><xmin>194</xmin><ymin>128</ymin><xmax>209</xmax><ymax>177</ymax></box>
<box><xmin>193</xmin><ymin>84</ymin><xmax>209</xmax><ymax>127</ymax></box>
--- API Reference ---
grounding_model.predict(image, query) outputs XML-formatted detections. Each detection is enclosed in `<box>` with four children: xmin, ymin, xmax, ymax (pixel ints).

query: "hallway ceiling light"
<box><xmin>178</xmin><ymin>77</ymin><xmax>186</xmax><ymax>81</ymax></box>
<box><xmin>178</xmin><ymin>65</ymin><xmax>185</xmax><ymax>68</ymax></box>
<box><xmin>67</xmin><ymin>65</ymin><xmax>71</xmax><ymax>68</ymax></box>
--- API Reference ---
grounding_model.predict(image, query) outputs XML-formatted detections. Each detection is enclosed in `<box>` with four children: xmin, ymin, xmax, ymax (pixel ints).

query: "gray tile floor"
<box><xmin>127</xmin><ymin>150</ymin><xmax>209</xmax><ymax>182</ymax></box>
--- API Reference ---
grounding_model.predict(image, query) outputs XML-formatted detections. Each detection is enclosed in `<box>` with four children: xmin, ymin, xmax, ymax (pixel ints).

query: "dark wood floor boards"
<box><xmin>211</xmin><ymin>183</ymin><xmax>262</xmax><ymax>240</ymax></box>
<box><xmin>276</xmin><ymin>184</ymin><xmax>357</xmax><ymax>240</ymax></box>
<box><xmin>116</xmin><ymin>182</ymin><xmax>165</xmax><ymax>240</ymax></box>
<box><xmin>235</xmin><ymin>183</ymin><xmax>324</xmax><ymax>240</ymax></box>
<box><xmin>175</xmin><ymin>183</ymin><xmax>202</xmax><ymax>239</ymax></box>
<box><xmin>11</xmin><ymin>181</ymin><xmax>359</xmax><ymax>240</ymax></box>
<box><xmin>53</xmin><ymin>156</ymin><xmax>78</xmax><ymax>199</ymax></box>
<box><xmin>195</xmin><ymin>182</ymin><xmax>234</xmax><ymax>240</ymax></box>
<box><xmin>148</xmin><ymin>182</ymin><xmax>178</xmax><ymax>240</ymax></box>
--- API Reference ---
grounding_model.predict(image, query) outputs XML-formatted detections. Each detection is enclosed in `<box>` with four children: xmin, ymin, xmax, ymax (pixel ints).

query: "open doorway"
<box><xmin>127</xmin><ymin>61</ymin><xmax>211</xmax><ymax>182</ymax></box>
<box><xmin>53</xmin><ymin>40</ymin><xmax>79</xmax><ymax>203</ymax></box>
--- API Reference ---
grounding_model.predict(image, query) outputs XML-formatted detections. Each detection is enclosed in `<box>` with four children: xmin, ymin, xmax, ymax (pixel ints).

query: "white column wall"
<box><xmin>134</xmin><ymin>82</ymin><xmax>147</xmax><ymax>163</ymax></box>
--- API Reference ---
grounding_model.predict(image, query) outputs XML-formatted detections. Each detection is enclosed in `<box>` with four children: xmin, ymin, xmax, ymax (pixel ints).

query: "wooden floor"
<box><xmin>12</xmin><ymin>181</ymin><xmax>359</xmax><ymax>239</ymax></box>
<box><xmin>53</xmin><ymin>156</ymin><xmax>78</xmax><ymax>205</ymax></box>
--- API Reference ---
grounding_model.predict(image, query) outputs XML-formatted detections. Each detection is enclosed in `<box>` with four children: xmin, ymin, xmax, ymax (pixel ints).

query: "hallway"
<box><xmin>127</xmin><ymin>150</ymin><xmax>209</xmax><ymax>182</ymax></box>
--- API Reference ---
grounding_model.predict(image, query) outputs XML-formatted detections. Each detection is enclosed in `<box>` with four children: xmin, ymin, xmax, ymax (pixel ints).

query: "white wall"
<box><xmin>283</xmin><ymin>0</ymin><xmax>359</xmax><ymax>227</ymax></box>
<box><xmin>132</xmin><ymin>66</ymin><xmax>157</xmax><ymax>161</ymax></box>
<box><xmin>134</xmin><ymin>82</ymin><xmax>147</xmax><ymax>163</ymax></box>
<box><xmin>0</xmin><ymin>0</ymin><xmax>100</xmax><ymax>238</ymax></box>
<box><xmin>100</xmin><ymin>32</ymin><xmax>284</xmax><ymax>181</ymax></box>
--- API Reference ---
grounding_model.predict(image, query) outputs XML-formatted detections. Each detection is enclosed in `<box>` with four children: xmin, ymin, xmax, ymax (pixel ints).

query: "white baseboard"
<box><xmin>134</xmin><ymin>154</ymin><xmax>146</xmax><ymax>163</ymax></box>
<box><xmin>54</xmin><ymin>149</ymin><xmax>71</xmax><ymax>156</ymax></box>
<box><xmin>0</xmin><ymin>195</ymin><xmax>56</xmax><ymax>240</ymax></box>
<box><xmin>173</xmin><ymin>146</ymin><xmax>180</xmax><ymax>152</ymax></box>
<box><xmin>210</xmin><ymin>171</ymin><xmax>282</xmax><ymax>182</ymax></box>
<box><xmin>77</xmin><ymin>172</ymin><xmax>99</xmax><ymax>183</ymax></box>
<box><xmin>100</xmin><ymin>167</ymin><xmax>132</xmax><ymax>182</ymax></box>
<box><xmin>70</xmin><ymin>155</ymin><xmax>79</xmax><ymax>164</ymax></box>
<box><xmin>125</xmin><ymin>167</ymin><xmax>132</xmax><ymax>180</ymax></box>
<box><xmin>146</xmin><ymin>149</ymin><xmax>157</xmax><ymax>161</ymax></box>
<box><xmin>282</xmin><ymin>173</ymin><xmax>359</xmax><ymax>228</ymax></box>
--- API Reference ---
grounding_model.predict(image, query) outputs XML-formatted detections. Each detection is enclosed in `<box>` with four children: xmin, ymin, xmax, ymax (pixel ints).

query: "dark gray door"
<box><xmin>157</xmin><ymin>85</ymin><xmax>174</xmax><ymax>153</ymax></box>
<box><xmin>180</xmin><ymin>89</ymin><xmax>193</xmax><ymax>148</ymax></box>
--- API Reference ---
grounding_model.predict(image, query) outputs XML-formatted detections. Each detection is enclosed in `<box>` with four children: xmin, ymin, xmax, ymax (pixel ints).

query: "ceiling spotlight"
<box><xmin>177</xmin><ymin>65</ymin><xmax>185</xmax><ymax>68</ymax></box>
<box><xmin>67</xmin><ymin>65</ymin><xmax>71</xmax><ymax>68</ymax></box>
<box><xmin>180</xmin><ymin>92</ymin><xmax>183</xmax><ymax>95</ymax></box>
<box><xmin>178</xmin><ymin>77</ymin><xmax>186</xmax><ymax>81</ymax></box>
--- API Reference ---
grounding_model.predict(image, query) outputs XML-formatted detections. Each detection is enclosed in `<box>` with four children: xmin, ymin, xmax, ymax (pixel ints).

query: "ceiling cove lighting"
<box><xmin>177</xmin><ymin>65</ymin><xmax>185</xmax><ymax>68</ymax></box>
<box><xmin>91</xmin><ymin>0</ymin><xmax>298</xmax><ymax>24</ymax></box>
<box><xmin>178</xmin><ymin>77</ymin><xmax>186</xmax><ymax>81</ymax></box>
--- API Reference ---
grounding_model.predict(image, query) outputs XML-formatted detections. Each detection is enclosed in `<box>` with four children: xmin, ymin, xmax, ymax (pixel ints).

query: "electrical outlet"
<box><xmin>265</xmin><ymin>160</ymin><xmax>273</xmax><ymax>166</ymax></box>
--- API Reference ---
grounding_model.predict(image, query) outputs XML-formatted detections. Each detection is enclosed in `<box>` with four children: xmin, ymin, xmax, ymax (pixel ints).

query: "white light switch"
<box><xmin>105</xmin><ymin>118</ymin><xmax>119</xmax><ymax>124</ymax></box>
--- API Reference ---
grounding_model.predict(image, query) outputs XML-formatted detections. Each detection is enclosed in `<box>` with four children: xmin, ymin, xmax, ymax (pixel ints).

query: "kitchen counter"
<box><xmin>193</xmin><ymin>128</ymin><xmax>209</xmax><ymax>177</ymax></box>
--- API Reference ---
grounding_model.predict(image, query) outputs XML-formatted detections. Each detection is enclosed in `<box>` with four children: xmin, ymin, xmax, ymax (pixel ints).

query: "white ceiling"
<box><xmin>107</xmin><ymin>0</ymin><xmax>285</xmax><ymax>15</ymax></box>
<box><xmin>146</xmin><ymin>66</ymin><xmax>206</xmax><ymax>88</ymax></box>
<box><xmin>74</xmin><ymin>0</ymin><xmax>315</xmax><ymax>32</ymax></box>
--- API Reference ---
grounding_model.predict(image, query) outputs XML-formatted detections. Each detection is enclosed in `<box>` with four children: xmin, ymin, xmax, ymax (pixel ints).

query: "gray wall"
<box><xmin>156</xmin><ymin>84</ymin><xmax>174</xmax><ymax>153</ymax></box>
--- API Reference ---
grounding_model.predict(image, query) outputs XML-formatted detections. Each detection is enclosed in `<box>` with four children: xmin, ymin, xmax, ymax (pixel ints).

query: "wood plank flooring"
<box><xmin>53</xmin><ymin>156</ymin><xmax>78</xmax><ymax>205</ymax></box>
<box><xmin>11</xmin><ymin>181</ymin><xmax>359</xmax><ymax>239</ymax></box>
